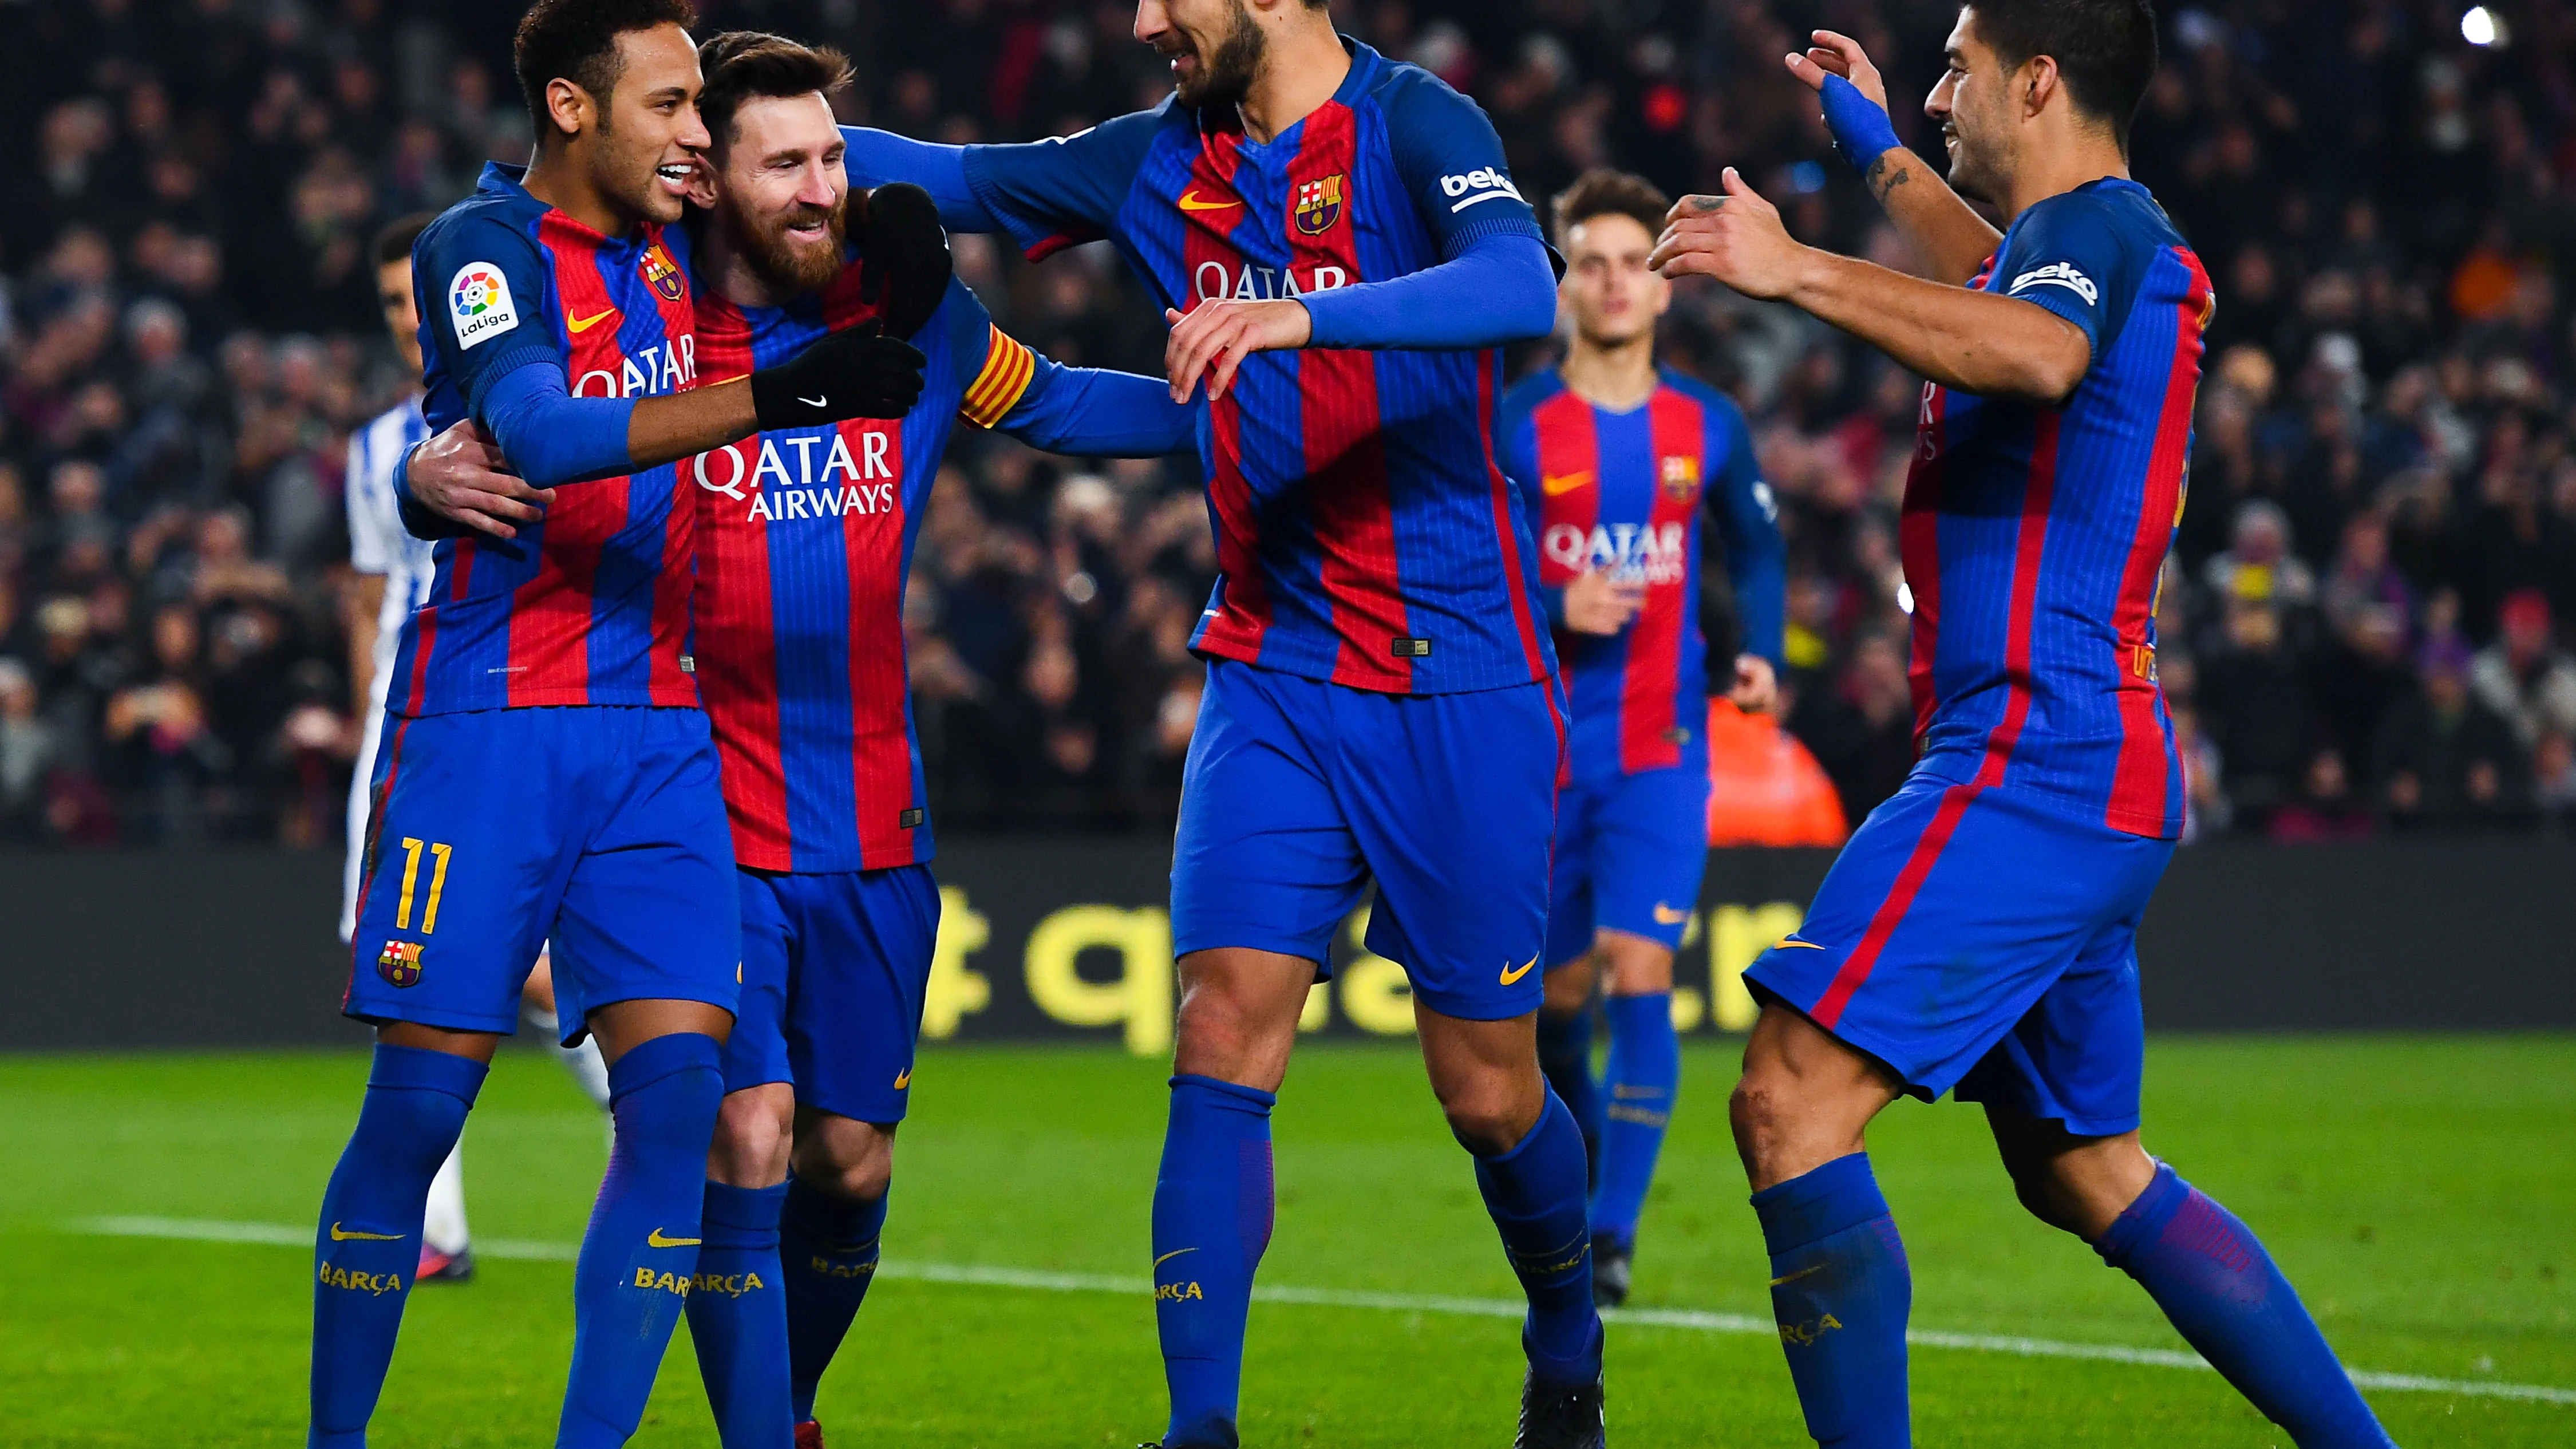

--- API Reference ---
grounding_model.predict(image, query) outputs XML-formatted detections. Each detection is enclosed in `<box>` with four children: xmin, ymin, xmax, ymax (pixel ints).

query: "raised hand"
<box><xmin>1650</xmin><ymin>168</ymin><xmax>1811</xmax><ymax>300</ymax></box>
<box><xmin>1785</xmin><ymin>29</ymin><xmax>1888</xmax><ymax>111</ymax></box>
<box><xmin>857</xmin><ymin>182</ymin><xmax>953</xmax><ymax>341</ymax></box>
<box><xmin>1162</xmin><ymin>298</ymin><xmax>1313</xmax><ymax>404</ymax></box>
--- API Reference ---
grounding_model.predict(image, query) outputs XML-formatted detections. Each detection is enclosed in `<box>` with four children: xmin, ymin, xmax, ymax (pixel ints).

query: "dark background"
<box><xmin>6</xmin><ymin>838</ymin><xmax>2565</xmax><ymax>1049</ymax></box>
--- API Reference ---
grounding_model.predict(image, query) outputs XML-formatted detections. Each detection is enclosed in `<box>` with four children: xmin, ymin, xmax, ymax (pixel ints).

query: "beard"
<box><xmin>1165</xmin><ymin>0</ymin><xmax>1265</xmax><ymax>110</ymax></box>
<box><xmin>724</xmin><ymin>189</ymin><xmax>847</xmax><ymax>296</ymax></box>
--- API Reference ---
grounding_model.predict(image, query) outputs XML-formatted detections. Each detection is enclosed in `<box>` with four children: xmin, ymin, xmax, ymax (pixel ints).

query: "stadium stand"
<box><xmin>3</xmin><ymin>0</ymin><xmax>2575</xmax><ymax>843</ymax></box>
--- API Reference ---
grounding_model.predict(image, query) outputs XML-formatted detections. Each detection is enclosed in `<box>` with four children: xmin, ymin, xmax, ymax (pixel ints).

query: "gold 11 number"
<box><xmin>394</xmin><ymin>838</ymin><xmax>453</xmax><ymax>933</ymax></box>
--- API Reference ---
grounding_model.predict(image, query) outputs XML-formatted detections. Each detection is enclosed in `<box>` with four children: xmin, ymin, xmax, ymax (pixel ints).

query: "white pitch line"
<box><xmin>66</xmin><ymin>1217</ymin><xmax>2576</xmax><ymax>1405</ymax></box>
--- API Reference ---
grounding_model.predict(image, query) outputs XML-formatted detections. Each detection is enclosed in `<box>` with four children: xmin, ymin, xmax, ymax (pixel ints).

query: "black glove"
<box><xmin>749</xmin><ymin>319</ymin><xmax>926</xmax><ymax>429</ymax></box>
<box><xmin>858</xmin><ymin>181</ymin><xmax>953</xmax><ymax>340</ymax></box>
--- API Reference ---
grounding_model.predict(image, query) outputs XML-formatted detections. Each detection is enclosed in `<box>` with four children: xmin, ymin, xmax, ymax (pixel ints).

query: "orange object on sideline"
<box><xmin>1705</xmin><ymin>698</ymin><xmax>1849</xmax><ymax>846</ymax></box>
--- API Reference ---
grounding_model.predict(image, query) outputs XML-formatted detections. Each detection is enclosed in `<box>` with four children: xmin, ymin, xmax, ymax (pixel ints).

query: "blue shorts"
<box><xmin>345</xmin><ymin>706</ymin><xmax>740</xmax><ymax>1043</ymax></box>
<box><xmin>1544</xmin><ymin>755</ymin><xmax>1711</xmax><ymax>969</ymax></box>
<box><xmin>1744</xmin><ymin>773</ymin><xmax>2174</xmax><ymax>1135</ymax></box>
<box><xmin>724</xmin><ymin>863</ymin><xmax>941</xmax><ymax>1123</ymax></box>
<box><xmin>1171</xmin><ymin>658</ymin><xmax>1562</xmax><ymax>1021</ymax></box>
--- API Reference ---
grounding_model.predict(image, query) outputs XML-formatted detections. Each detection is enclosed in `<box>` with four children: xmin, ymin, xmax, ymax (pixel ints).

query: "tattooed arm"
<box><xmin>1788</xmin><ymin>30</ymin><xmax>2001</xmax><ymax>285</ymax></box>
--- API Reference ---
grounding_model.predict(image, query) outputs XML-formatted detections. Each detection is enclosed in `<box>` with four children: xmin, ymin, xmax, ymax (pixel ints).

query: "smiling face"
<box><xmin>576</xmin><ymin>22</ymin><xmax>711</xmax><ymax>227</ymax></box>
<box><xmin>1559</xmin><ymin>210</ymin><xmax>1669</xmax><ymax>350</ymax></box>
<box><xmin>1925</xmin><ymin>8</ymin><xmax>2019</xmax><ymax>205</ymax></box>
<box><xmin>691</xmin><ymin>89</ymin><xmax>849</xmax><ymax>297</ymax></box>
<box><xmin>1136</xmin><ymin>0</ymin><xmax>1266</xmax><ymax>109</ymax></box>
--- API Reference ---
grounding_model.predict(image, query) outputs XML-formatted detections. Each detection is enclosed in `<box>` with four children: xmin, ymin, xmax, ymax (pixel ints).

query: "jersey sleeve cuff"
<box><xmin>2004</xmin><ymin>285</ymin><xmax>2103</xmax><ymax>360</ymax></box>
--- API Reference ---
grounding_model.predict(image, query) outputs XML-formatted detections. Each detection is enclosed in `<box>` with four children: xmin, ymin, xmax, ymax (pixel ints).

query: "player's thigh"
<box><xmin>1743</xmin><ymin>777</ymin><xmax>2144</xmax><ymax>1102</ymax></box>
<box><xmin>1587</xmin><ymin>759</ymin><xmax>1712</xmax><ymax>960</ymax></box>
<box><xmin>780</xmin><ymin>863</ymin><xmax>941</xmax><ymax>1126</ymax></box>
<box><xmin>722</xmin><ymin>870</ymin><xmax>796</xmax><ymax>1099</ymax></box>
<box><xmin>1340</xmin><ymin>678</ymin><xmax>1560</xmax><ymax>1022</ymax></box>
<box><xmin>1954</xmin><ymin>839</ymin><xmax>2174</xmax><ymax>1138</ymax></box>
<box><xmin>1171</xmin><ymin>660</ymin><xmax>1370</xmax><ymax>972</ymax></box>
<box><xmin>1541</xmin><ymin>776</ymin><xmax>1602</xmax><ymax>976</ymax></box>
<box><xmin>347</xmin><ymin>710</ymin><xmax>577</xmax><ymax>1036</ymax></box>
<box><xmin>550</xmin><ymin>707</ymin><xmax>743</xmax><ymax>1037</ymax></box>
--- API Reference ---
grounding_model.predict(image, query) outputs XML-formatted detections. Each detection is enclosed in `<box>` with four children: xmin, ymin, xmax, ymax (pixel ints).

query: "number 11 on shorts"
<box><xmin>393</xmin><ymin>838</ymin><xmax>453</xmax><ymax>933</ymax></box>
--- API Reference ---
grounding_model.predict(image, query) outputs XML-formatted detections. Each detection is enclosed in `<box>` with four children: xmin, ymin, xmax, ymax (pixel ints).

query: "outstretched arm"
<box><xmin>1160</xmin><ymin>232</ymin><xmax>1556</xmax><ymax>402</ymax></box>
<box><xmin>1789</xmin><ymin>31</ymin><xmax>2000</xmax><ymax>286</ymax></box>
<box><xmin>1652</xmin><ymin>169</ymin><xmax>2088</xmax><ymax>405</ymax></box>
<box><xmin>837</xmin><ymin>127</ymin><xmax>997</xmax><ymax>232</ymax></box>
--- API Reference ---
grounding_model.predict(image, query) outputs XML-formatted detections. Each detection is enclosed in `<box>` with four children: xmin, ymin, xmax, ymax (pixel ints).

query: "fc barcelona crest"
<box><xmin>1659</xmin><ymin>454</ymin><xmax>1702</xmax><ymax>501</ymax></box>
<box><xmin>377</xmin><ymin>939</ymin><xmax>424</xmax><ymax>988</ymax></box>
<box><xmin>641</xmin><ymin>244</ymin><xmax>685</xmax><ymax>302</ymax></box>
<box><xmin>1294</xmin><ymin>174</ymin><xmax>1345</xmax><ymax>236</ymax></box>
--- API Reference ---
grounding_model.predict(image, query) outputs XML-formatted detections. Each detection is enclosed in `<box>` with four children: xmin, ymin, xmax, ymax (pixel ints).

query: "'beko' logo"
<box><xmin>2008</xmin><ymin>262</ymin><xmax>2097</xmax><ymax>305</ymax></box>
<box><xmin>1439</xmin><ymin>167</ymin><xmax>1524</xmax><ymax>213</ymax></box>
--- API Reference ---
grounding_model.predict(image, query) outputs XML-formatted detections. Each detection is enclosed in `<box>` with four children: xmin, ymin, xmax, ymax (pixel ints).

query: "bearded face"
<box><xmin>721</xmin><ymin>184</ymin><xmax>847</xmax><ymax>296</ymax></box>
<box><xmin>1160</xmin><ymin>0</ymin><xmax>1266</xmax><ymax>110</ymax></box>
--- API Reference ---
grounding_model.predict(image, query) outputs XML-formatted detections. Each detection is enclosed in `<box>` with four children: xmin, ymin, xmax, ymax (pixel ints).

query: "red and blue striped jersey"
<box><xmin>1907</xmin><ymin>177</ymin><xmax>2211</xmax><ymax>840</ymax></box>
<box><xmin>1500</xmin><ymin>367</ymin><xmax>1784</xmax><ymax>777</ymax></box>
<box><xmin>949</xmin><ymin>41</ymin><xmax>1555</xmax><ymax>694</ymax></box>
<box><xmin>392</xmin><ymin>163</ymin><xmax>701</xmax><ymax>716</ymax></box>
<box><xmin>689</xmin><ymin>267</ymin><xmax>1193</xmax><ymax>873</ymax></box>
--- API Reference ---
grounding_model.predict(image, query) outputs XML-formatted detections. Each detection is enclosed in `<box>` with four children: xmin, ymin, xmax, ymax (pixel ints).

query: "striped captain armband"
<box><xmin>958</xmin><ymin>326</ymin><xmax>1038</xmax><ymax>428</ymax></box>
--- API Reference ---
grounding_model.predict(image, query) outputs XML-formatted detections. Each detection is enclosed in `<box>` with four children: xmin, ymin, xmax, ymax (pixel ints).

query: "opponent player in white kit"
<box><xmin>339</xmin><ymin>215</ymin><xmax>610</xmax><ymax>1283</ymax></box>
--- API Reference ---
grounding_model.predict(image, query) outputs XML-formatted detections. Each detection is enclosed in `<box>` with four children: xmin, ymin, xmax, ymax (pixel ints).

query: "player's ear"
<box><xmin>544</xmin><ymin>76</ymin><xmax>591</xmax><ymax>143</ymax></box>
<box><xmin>2022</xmin><ymin>55</ymin><xmax>2060</xmax><ymax>122</ymax></box>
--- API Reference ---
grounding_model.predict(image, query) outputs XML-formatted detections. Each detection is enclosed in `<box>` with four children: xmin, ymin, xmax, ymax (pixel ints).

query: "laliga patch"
<box><xmin>2008</xmin><ymin>261</ymin><xmax>2098</xmax><ymax>306</ymax></box>
<box><xmin>447</xmin><ymin>262</ymin><xmax>520</xmax><ymax>349</ymax></box>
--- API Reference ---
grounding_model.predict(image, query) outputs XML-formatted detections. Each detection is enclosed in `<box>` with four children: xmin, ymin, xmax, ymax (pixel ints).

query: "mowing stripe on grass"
<box><xmin>70</xmin><ymin>1215</ymin><xmax>2575</xmax><ymax>1405</ymax></box>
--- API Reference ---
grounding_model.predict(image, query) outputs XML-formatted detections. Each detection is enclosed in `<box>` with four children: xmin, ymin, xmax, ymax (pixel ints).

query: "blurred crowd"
<box><xmin>6</xmin><ymin>0</ymin><xmax>2576</xmax><ymax>847</ymax></box>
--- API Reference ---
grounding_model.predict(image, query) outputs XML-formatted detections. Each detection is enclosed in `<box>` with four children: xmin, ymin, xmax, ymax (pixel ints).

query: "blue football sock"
<box><xmin>1152</xmin><ymin>1074</ymin><xmax>1275</xmax><ymax>1449</ymax></box>
<box><xmin>685</xmin><ymin>1180</ymin><xmax>791</xmax><ymax>1448</ymax></box>
<box><xmin>2096</xmin><ymin>1163</ymin><xmax>2396</xmax><ymax>1448</ymax></box>
<box><xmin>556</xmin><ymin>1032</ymin><xmax>725</xmax><ymax>1449</ymax></box>
<box><xmin>1473</xmin><ymin>1088</ymin><xmax>1601</xmax><ymax>1382</ymax></box>
<box><xmin>1751</xmin><ymin>1152</ymin><xmax>1912</xmax><ymax>1449</ymax></box>
<box><xmin>1592</xmin><ymin>991</ymin><xmax>1678</xmax><ymax>1252</ymax></box>
<box><xmin>1534</xmin><ymin>1003</ymin><xmax>1603</xmax><ymax>1188</ymax></box>
<box><xmin>309</xmin><ymin>1044</ymin><xmax>487</xmax><ymax>1449</ymax></box>
<box><xmin>779</xmin><ymin>1175</ymin><xmax>889</xmax><ymax>1425</ymax></box>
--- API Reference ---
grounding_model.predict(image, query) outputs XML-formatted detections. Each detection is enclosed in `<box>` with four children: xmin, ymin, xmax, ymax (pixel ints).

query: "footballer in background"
<box><xmin>1499</xmin><ymin>167</ymin><xmax>1784</xmax><ymax>1309</ymax></box>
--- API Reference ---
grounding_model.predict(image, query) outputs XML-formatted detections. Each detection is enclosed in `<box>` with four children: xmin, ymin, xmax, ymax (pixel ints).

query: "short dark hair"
<box><xmin>696</xmin><ymin>31</ymin><xmax>855</xmax><ymax>151</ymax></box>
<box><xmin>1551</xmin><ymin>169</ymin><xmax>1670</xmax><ymax>248</ymax></box>
<box><xmin>515</xmin><ymin>0</ymin><xmax>699</xmax><ymax>136</ymax></box>
<box><xmin>372</xmin><ymin>214</ymin><xmax>433</xmax><ymax>269</ymax></box>
<box><xmin>1963</xmin><ymin>0</ymin><xmax>2159</xmax><ymax>152</ymax></box>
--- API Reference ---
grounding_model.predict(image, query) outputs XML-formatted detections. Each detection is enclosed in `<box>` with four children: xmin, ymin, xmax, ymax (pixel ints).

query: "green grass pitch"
<box><xmin>4</xmin><ymin>1037</ymin><xmax>2571</xmax><ymax>1447</ymax></box>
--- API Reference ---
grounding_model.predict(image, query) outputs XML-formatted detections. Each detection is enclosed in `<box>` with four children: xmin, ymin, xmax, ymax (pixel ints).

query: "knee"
<box><xmin>1173</xmin><ymin>979</ymin><xmax>1295</xmax><ymax>1081</ymax></box>
<box><xmin>2004</xmin><ymin>1142</ymin><xmax>2155</xmax><ymax>1242</ymax></box>
<box><xmin>708</xmin><ymin>1089</ymin><xmax>793</xmax><ymax>1186</ymax></box>
<box><xmin>793</xmin><ymin>1124</ymin><xmax>894</xmax><ymax>1203</ymax></box>
<box><xmin>1437</xmin><ymin>1071</ymin><xmax>1542</xmax><ymax>1156</ymax></box>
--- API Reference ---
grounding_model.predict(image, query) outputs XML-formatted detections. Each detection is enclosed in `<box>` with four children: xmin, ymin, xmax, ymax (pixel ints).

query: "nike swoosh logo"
<box><xmin>567</xmin><ymin>307</ymin><xmax>618</xmax><ymax>334</ymax></box>
<box><xmin>892</xmin><ymin>1068</ymin><xmax>911</xmax><ymax>1089</ymax></box>
<box><xmin>1653</xmin><ymin>903</ymin><xmax>1690</xmax><ymax>925</ymax></box>
<box><xmin>646</xmin><ymin>1229</ymin><xmax>701</xmax><ymax>1249</ymax></box>
<box><xmin>1152</xmin><ymin>1248</ymin><xmax>1198</xmax><ymax>1269</ymax></box>
<box><xmin>1542</xmin><ymin>472</ymin><xmax>1592</xmax><ymax>496</ymax></box>
<box><xmin>1178</xmin><ymin>189</ymin><xmax>1240</xmax><ymax>214</ymax></box>
<box><xmin>797</xmin><ymin>394</ymin><xmax>828</xmax><ymax>408</ymax></box>
<box><xmin>1499</xmin><ymin>956</ymin><xmax>1537</xmax><ymax>986</ymax></box>
<box><xmin>329</xmin><ymin>1222</ymin><xmax>402</xmax><ymax>1242</ymax></box>
<box><xmin>1774</xmin><ymin>937</ymin><xmax>1827</xmax><ymax>950</ymax></box>
<box><xmin>1769</xmin><ymin>1264</ymin><xmax>1825</xmax><ymax>1286</ymax></box>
